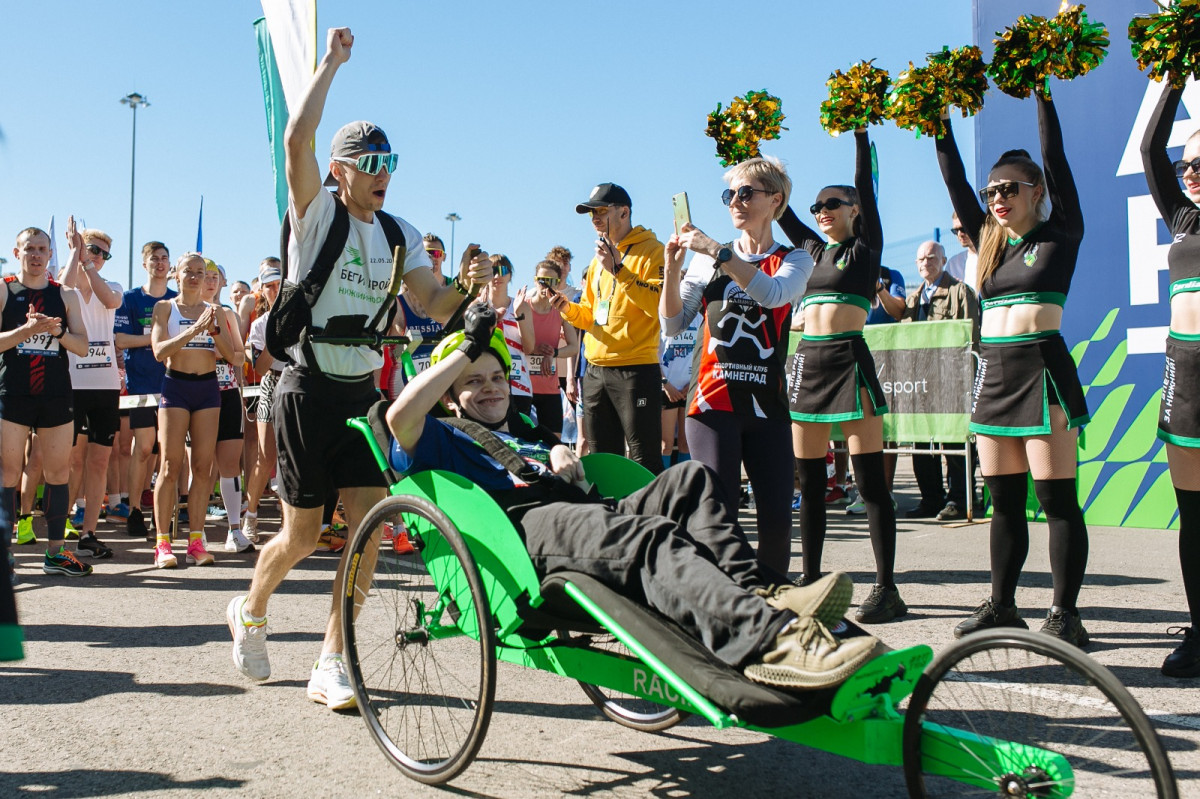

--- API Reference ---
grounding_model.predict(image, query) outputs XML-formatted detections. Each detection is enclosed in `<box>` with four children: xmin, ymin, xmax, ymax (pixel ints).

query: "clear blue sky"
<box><xmin>0</xmin><ymin>0</ymin><xmax>974</xmax><ymax>292</ymax></box>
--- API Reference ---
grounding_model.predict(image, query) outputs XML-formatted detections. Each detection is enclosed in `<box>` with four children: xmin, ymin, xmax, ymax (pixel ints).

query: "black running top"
<box><xmin>1142</xmin><ymin>84</ymin><xmax>1200</xmax><ymax>297</ymax></box>
<box><xmin>936</xmin><ymin>96</ymin><xmax>1083</xmax><ymax>310</ymax></box>
<box><xmin>778</xmin><ymin>130</ymin><xmax>883</xmax><ymax>312</ymax></box>
<box><xmin>0</xmin><ymin>277</ymin><xmax>71</xmax><ymax>397</ymax></box>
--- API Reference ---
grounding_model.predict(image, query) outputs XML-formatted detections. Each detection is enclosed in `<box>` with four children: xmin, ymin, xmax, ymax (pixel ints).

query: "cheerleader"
<box><xmin>935</xmin><ymin>94</ymin><xmax>1090</xmax><ymax>647</ymax></box>
<box><xmin>778</xmin><ymin>129</ymin><xmax>904</xmax><ymax>624</ymax></box>
<box><xmin>1141</xmin><ymin>82</ymin><xmax>1200</xmax><ymax>677</ymax></box>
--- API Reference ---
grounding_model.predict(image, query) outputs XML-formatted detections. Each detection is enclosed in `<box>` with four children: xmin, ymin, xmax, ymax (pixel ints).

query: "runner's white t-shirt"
<box><xmin>286</xmin><ymin>189</ymin><xmax>433</xmax><ymax>376</ymax></box>
<box><xmin>68</xmin><ymin>279</ymin><xmax>123</xmax><ymax>390</ymax></box>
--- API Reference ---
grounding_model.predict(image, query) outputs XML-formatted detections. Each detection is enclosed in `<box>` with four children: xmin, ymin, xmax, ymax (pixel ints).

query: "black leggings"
<box><xmin>985</xmin><ymin>473</ymin><xmax>1089</xmax><ymax>611</ymax></box>
<box><xmin>685</xmin><ymin>411</ymin><xmax>794</xmax><ymax>575</ymax></box>
<box><xmin>582</xmin><ymin>362</ymin><xmax>663</xmax><ymax>474</ymax></box>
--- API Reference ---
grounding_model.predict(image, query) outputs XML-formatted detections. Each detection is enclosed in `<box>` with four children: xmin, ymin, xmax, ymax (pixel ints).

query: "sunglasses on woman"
<box><xmin>86</xmin><ymin>243</ymin><xmax>112</xmax><ymax>261</ymax></box>
<box><xmin>495</xmin><ymin>263</ymin><xmax>512</xmax><ymax>278</ymax></box>
<box><xmin>536</xmin><ymin>276</ymin><xmax>560</xmax><ymax>288</ymax></box>
<box><xmin>810</xmin><ymin>198</ymin><xmax>850</xmax><ymax>215</ymax></box>
<box><xmin>978</xmin><ymin>180</ymin><xmax>1036</xmax><ymax>205</ymax></box>
<box><xmin>1174</xmin><ymin>157</ymin><xmax>1200</xmax><ymax>178</ymax></box>
<box><xmin>336</xmin><ymin>152</ymin><xmax>400</xmax><ymax>176</ymax></box>
<box><xmin>721</xmin><ymin>186</ymin><xmax>775</xmax><ymax>206</ymax></box>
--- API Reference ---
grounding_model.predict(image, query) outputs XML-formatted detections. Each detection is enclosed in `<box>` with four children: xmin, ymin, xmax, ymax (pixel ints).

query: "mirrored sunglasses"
<box><xmin>339</xmin><ymin>152</ymin><xmax>400</xmax><ymax>176</ymax></box>
<box><xmin>425</xmin><ymin>248</ymin><xmax>445</xmax><ymax>259</ymax></box>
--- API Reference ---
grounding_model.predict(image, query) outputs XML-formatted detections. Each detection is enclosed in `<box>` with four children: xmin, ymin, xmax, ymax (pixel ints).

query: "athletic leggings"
<box><xmin>985</xmin><ymin>473</ymin><xmax>1089</xmax><ymax>611</ymax></box>
<box><xmin>685</xmin><ymin>410</ymin><xmax>794</xmax><ymax>575</ymax></box>
<box><xmin>1176</xmin><ymin>487</ymin><xmax>1200</xmax><ymax>627</ymax></box>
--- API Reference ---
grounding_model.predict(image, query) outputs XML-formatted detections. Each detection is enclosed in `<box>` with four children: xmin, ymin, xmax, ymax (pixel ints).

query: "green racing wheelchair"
<box><xmin>337</xmin><ymin>410</ymin><xmax>1179</xmax><ymax>797</ymax></box>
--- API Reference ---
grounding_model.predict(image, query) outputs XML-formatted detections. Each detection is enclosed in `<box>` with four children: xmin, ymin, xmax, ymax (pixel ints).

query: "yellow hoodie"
<box><xmin>562</xmin><ymin>225</ymin><xmax>664</xmax><ymax>366</ymax></box>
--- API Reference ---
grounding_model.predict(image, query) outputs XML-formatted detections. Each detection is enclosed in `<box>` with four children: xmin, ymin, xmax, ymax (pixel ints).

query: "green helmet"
<box><xmin>429</xmin><ymin>327</ymin><xmax>512</xmax><ymax>377</ymax></box>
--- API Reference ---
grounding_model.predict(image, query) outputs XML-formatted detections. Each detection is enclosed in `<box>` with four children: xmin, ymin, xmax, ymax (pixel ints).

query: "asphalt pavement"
<box><xmin>2</xmin><ymin>469</ymin><xmax>1198</xmax><ymax>798</ymax></box>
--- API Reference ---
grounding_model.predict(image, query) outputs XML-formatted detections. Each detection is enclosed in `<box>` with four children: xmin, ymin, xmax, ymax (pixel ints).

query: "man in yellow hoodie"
<box><xmin>551</xmin><ymin>183</ymin><xmax>664</xmax><ymax>473</ymax></box>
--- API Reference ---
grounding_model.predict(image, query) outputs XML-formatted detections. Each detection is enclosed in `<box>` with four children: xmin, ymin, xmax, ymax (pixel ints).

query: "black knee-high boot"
<box><xmin>851</xmin><ymin>451</ymin><xmax>897</xmax><ymax>586</ymax></box>
<box><xmin>796</xmin><ymin>457</ymin><xmax>828</xmax><ymax>579</ymax></box>
<box><xmin>985</xmin><ymin>473</ymin><xmax>1030</xmax><ymax>606</ymax></box>
<box><xmin>1033</xmin><ymin>478</ymin><xmax>1089</xmax><ymax>611</ymax></box>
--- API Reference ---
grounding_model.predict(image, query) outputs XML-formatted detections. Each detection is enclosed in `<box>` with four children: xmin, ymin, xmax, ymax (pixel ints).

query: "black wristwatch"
<box><xmin>715</xmin><ymin>246</ymin><xmax>733</xmax><ymax>265</ymax></box>
<box><xmin>52</xmin><ymin>326</ymin><xmax>65</xmax><ymax>340</ymax></box>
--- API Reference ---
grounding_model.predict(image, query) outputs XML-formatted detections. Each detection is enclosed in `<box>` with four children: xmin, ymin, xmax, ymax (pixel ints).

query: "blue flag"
<box><xmin>196</xmin><ymin>196</ymin><xmax>204</xmax><ymax>253</ymax></box>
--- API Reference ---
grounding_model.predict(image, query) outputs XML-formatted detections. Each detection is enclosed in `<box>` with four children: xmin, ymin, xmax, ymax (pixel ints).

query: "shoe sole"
<box><xmin>1161</xmin><ymin>662</ymin><xmax>1200</xmax><ymax>678</ymax></box>
<box><xmin>155</xmin><ymin>556</ymin><xmax>178</xmax><ymax>569</ymax></box>
<box><xmin>306</xmin><ymin>687</ymin><xmax>357</xmax><ymax>711</ymax></box>
<box><xmin>227</xmin><ymin>597</ymin><xmax>271</xmax><ymax>681</ymax></box>
<box><xmin>855</xmin><ymin>600</ymin><xmax>909</xmax><ymax>625</ymax></box>
<box><xmin>768</xmin><ymin>573</ymin><xmax>854</xmax><ymax>628</ymax></box>
<box><xmin>76</xmin><ymin>549</ymin><xmax>114</xmax><ymax>559</ymax></box>
<box><xmin>42</xmin><ymin>564</ymin><xmax>92</xmax><ymax>577</ymax></box>
<box><xmin>953</xmin><ymin>617</ymin><xmax>1029</xmax><ymax>639</ymax></box>
<box><xmin>186</xmin><ymin>556</ymin><xmax>215</xmax><ymax>565</ymax></box>
<box><xmin>743</xmin><ymin>645</ymin><xmax>876</xmax><ymax>690</ymax></box>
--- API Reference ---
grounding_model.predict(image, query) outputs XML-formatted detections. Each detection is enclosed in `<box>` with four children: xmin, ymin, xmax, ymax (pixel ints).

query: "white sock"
<box><xmin>220</xmin><ymin>476</ymin><xmax>241</xmax><ymax>528</ymax></box>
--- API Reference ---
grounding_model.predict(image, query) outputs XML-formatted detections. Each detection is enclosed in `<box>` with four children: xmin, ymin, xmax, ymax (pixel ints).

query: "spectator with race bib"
<box><xmin>659</xmin><ymin>300</ymin><xmax>700</xmax><ymax>471</ymax></box>
<box><xmin>512</xmin><ymin>259</ymin><xmax>578</xmax><ymax>436</ymax></box>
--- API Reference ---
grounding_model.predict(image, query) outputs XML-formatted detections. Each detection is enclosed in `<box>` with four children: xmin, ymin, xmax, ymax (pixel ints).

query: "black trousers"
<box><xmin>582</xmin><ymin>362</ymin><xmax>663</xmax><ymax>474</ymax></box>
<box><xmin>521</xmin><ymin>461</ymin><xmax>790</xmax><ymax>667</ymax></box>
<box><xmin>911</xmin><ymin>443</ymin><xmax>967</xmax><ymax>508</ymax></box>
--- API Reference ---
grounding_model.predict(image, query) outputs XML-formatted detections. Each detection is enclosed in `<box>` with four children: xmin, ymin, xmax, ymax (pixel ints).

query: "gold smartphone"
<box><xmin>672</xmin><ymin>192</ymin><xmax>691</xmax><ymax>235</ymax></box>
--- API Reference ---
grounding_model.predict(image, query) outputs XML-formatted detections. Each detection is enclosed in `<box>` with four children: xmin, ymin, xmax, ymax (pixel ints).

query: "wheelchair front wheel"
<box><xmin>342</xmin><ymin>494</ymin><xmax>497</xmax><ymax>785</ymax></box>
<box><xmin>902</xmin><ymin>628</ymin><xmax>1177</xmax><ymax>798</ymax></box>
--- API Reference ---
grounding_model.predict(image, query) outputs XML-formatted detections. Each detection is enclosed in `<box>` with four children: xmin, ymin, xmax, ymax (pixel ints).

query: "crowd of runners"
<box><xmin>3</xmin><ymin>24</ymin><xmax>1198</xmax><ymax>705</ymax></box>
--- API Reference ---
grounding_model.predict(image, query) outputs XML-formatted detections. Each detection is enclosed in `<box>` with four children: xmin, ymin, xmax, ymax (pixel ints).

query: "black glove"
<box><xmin>458</xmin><ymin>299</ymin><xmax>496</xmax><ymax>361</ymax></box>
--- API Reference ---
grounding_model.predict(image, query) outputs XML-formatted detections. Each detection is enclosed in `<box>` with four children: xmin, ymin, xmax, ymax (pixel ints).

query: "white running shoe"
<box><xmin>306</xmin><ymin>654</ymin><xmax>356</xmax><ymax>710</ymax></box>
<box><xmin>224</xmin><ymin>527</ymin><xmax>255</xmax><ymax>553</ymax></box>
<box><xmin>154</xmin><ymin>540</ymin><xmax>178</xmax><ymax>569</ymax></box>
<box><xmin>227</xmin><ymin>595</ymin><xmax>270</xmax><ymax>680</ymax></box>
<box><xmin>242</xmin><ymin>512</ymin><xmax>259</xmax><ymax>544</ymax></box>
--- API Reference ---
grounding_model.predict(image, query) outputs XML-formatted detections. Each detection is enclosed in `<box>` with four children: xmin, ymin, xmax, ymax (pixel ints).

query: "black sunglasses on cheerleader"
<box><xmin>978</xmin><ymin>180</ymin><xmax>1036</xmax><ymax>205</ymax></box>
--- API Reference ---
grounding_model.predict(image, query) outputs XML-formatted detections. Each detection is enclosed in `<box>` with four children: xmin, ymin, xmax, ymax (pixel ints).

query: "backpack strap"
<box><xmin>441</xmin><ymin>417</ymin><xmax>544</xmax><ymax>484</ymax></box>
<box><xmin>373</xmin><ymin>211</ymin><xmax>408</xmax><ymax>332</ymax></box>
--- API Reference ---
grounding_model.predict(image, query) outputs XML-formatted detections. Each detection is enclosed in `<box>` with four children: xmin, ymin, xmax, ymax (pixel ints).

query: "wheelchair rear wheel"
<box><xmin>342</xmin><ymin>494</ymin><xmax>497</xmax><ymax>784</ymax></box>
<box><xmin>902</xmin><ymin>628</ymin><xmax>1177</xmax><ymax>798</ymax></box>
<box><xmin>568</xmin><ymin>632</ymin><xmax>688</xmax><ymax>733</ymax></box>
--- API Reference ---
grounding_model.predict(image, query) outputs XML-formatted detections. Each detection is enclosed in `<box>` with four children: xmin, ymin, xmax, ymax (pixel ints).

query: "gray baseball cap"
<box><xmin>322</xmin><ymin>121</ymin><xmax>392</xmax><ymax>188</ymax></box>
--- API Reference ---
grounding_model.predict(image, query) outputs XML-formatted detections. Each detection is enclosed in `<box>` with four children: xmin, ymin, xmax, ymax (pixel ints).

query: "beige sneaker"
<box><xmin>744</xmin><ymin>616</ymin><xmax>878</xmax><ymax>691</ymax></box>
<box><xmin>758</xmin><ymin>572</ymin><xmax>853</xmax><ymax>628</ymax></box>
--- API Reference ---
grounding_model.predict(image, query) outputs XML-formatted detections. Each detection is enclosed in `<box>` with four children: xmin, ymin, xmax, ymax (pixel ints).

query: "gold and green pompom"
<box><xmin>886</xmin><ymin>46</ymin><xmax>988</xmax><ymax>138</ymax></box>
<box><xmin>819</xmin><ymin>60</ymin><xmax>891</xmax><ymax>136</ymax></box>
<box><xmin>1130</xmin><ymin>0</ymin><xmax>1200</xmax><ymax>88</ymax></box>
<box><xmin>705</xmin><ymin>90</ymin><xmax>787</xmax><ymax>167</ymax></box>
<box><xmin>988</xmin><ymin>4</ymin><xmax>1109</xmax><ymax>99</ymax></box>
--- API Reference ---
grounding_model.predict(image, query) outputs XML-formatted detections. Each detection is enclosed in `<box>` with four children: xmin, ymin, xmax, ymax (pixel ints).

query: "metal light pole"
<box><xmin>121</xmin><ymin>92</ymin><xmax>149</xmax><ymax>288</ymax></box>
<box><xmin>445</xmin><ymin>212</ymin><xmax>461</xmax><ymax>264</ymax></box>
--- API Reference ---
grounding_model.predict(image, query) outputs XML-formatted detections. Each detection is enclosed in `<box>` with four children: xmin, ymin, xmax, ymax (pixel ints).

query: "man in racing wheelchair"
<box><xmin>384</xmin><ymin>300</ymin><xmax>879</xmax><ymax>690</ymax></box>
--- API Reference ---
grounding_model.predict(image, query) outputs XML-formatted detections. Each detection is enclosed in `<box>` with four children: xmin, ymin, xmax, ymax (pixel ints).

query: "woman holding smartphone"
<box><xmin>935</xmin><ymin>93</ymin><xmax>1090</xmax><ymax>647</ymax></box>
<box><xmin>150</xmin><ymin>253</ymin><xmax>240</xmax><ymax>568</ymax></box>
<box><xmin>778</xmin><ymin>128</ymin><xmax>903</xmax><ymax>624</ymax></box>
<box><xmin>512</xmin><ymin>260</ymin><xmax>578</xmax><ymax>435</ymax></box>
<box><xmin>661</xmin><ymin>156</ymin><xmax>813</xmax><ymax>575</ymax></box>
<box><xmin>1141</xmin><ymin>81</ymin><xmax>1200</xmax><ymax>677</ymax></box>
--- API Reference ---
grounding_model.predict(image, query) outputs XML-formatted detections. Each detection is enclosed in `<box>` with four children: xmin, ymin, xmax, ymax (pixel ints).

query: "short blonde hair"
<box><xmin>82</xmin><ymin>228</ymin><xmax>112</xmax><ymax>247</ymax></box>
<box><xmin>724</xmin><ymin>156</ymin><xmax>791</xmax><ymax>221</ymax></box>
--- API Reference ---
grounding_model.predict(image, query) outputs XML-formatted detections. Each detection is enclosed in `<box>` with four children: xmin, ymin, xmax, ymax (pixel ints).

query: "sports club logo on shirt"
<box><xmin>835</xmin><ymin>256</ymin><xmax>849</xmax><ymax>271</ymax></box>
<box><xmin>1023</xmin><ymin>244</ymin><xmax>1039</xmax><ymax>268</ymax></box>
<box><xmin>343</xmin><ymin>246</ymin><xmax>364</xmax><ymax>268</ymax></box>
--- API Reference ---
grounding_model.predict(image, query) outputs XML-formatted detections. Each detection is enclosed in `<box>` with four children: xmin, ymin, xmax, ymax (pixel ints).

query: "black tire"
<box><xmin>341</xmin><ymin>494</ymin><xmax>496</xmax><ymax>785</ymax></box>
<box><xmin>567</xmin><ymin>631</ymin><xmax>688</xmax><ymax>733</ymax></box>
<box><xmin>902</xmin><ymin>628</ymin><xmax>1177</xmax><ymax>798</ymax></box>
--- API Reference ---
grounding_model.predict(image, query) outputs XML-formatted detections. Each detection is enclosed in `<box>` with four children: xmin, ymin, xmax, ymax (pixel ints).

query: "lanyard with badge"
<box><xmin>592</xmin><ymin>244</ymin><xmax>632</xmax><ymax>326</ymax></box>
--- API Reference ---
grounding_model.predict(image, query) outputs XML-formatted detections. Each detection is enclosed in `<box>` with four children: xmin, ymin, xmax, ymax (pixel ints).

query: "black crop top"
<box><xmin>936</xmin><ymin>96</ymin><xmax>1083</xmax><ymax>310</ymax></box>
<box><xmin>778</xmin><ymin>130</ymin><xmax>883</xmax><ymax>313</ymax></box>
<box><xmin>1142</xmin><ymin>83</ymin><xmax>1200</xmax><ymax>297</ymax></box>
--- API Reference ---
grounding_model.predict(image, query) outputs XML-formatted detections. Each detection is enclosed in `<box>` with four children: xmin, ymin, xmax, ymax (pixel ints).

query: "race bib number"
<box><xmin>215</xmin><ymin>361</ymin><xmax>238</xmax><ymax>388</ymax></box>
<box><xmin>75</xmin><ymin>340</ymin><xmax>114</xmax><ymax>370</ymax></box>
<box><xmin>17</xmin><ymin>332</ymin><xmax>60</xmax><ymax>356</ymax></box>
<box><xmin>527</xmin><ymin>354</ymin><xmax>556</xmax><ymax>376</ymax></box>
<box><xmin>181</xmin><ymin>319</ymin><xmax>214</xmax><ymax>349</ymax></box>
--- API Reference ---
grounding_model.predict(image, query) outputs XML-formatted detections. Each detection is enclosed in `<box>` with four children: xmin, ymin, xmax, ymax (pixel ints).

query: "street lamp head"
<box><xmin>121</xmin><ymin>92</ymin><xmax>149</xmax><ymax>109</ymax></box>
<box><xmin>445</xmin><ymin>212</ymin><xmax>461</xmax><ymax>223</ymax></box>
